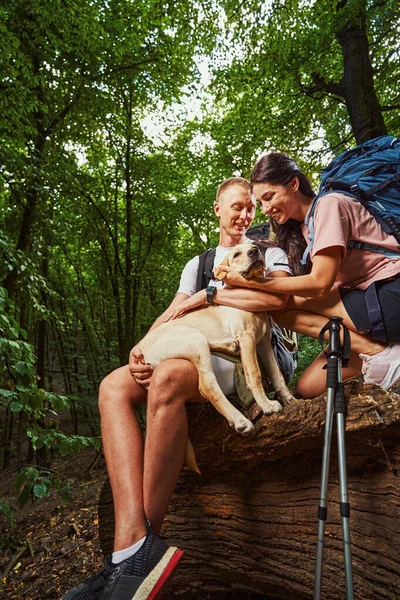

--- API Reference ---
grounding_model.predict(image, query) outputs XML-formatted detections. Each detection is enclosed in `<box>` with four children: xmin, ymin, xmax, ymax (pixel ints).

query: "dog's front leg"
<box><xmin>239</xmin><ymin>333</ymin><xmax>282</xmax><ymax>415</ymax></box>
<box><xmin>257</xmin><ymin>336</ymin><xmax>295</xmax><ymax>406</ymax></box>
<box><xmin>198</xmin><ymin>366</ymin><xmax>254</xmax><ymax>435</ymax></box>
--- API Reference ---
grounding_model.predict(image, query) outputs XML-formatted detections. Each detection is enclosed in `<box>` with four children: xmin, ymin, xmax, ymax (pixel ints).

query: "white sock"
<box><xmin>112</xmin><ymin>536</ymin><xmax>146</xmax><ymax>564</ymax></box>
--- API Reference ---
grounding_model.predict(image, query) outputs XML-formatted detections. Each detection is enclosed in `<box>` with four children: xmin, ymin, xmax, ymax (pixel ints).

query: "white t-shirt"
<box><xmin>178</xmin><ymin>238</ymin><xmax>291</xmax><ymax>296</ymax></box>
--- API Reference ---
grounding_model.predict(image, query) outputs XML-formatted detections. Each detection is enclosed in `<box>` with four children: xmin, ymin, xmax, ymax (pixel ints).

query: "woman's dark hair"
<box><xmin>250</xmin><ymin>152</ymin><xmax>315</xmax><ymax>275</ymax></box>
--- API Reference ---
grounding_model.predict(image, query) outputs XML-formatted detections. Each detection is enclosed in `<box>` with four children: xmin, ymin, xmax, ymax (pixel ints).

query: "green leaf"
<box><xmin>10</xmin><ymin>400</ymin><xmax>24</xmax><ymax>412</ymax></box>
<box><xmin>0</xmin><ymin>500</ymin><xmax>14</xmax><ymax>526</ymax></box>
<box><xmin>60</xmin><ymin>483</ymin><xmax>72</xmax><ymax>505</ymax></box>
<box><xmin>58</xmin><ymin>438</ymin><xmax>72</xmax><ymax>457</ymax></box>
<box><xmin>18</xmin><ymin>482</ymin><xmax>33</xmax><ymax>508</ymax></box>
<box><xmin>0</xmin><ymin>389</ymin><xmax>15</xmax><ymax>398</ymax></box>
<box><xmin>33</xmin><ymin>481</ymin><xmax>50</xmax><ymax>499</ymax></box>
<box><xmin>27</xmin><ymin>389</ymin><xmax>45</xmax><ymax>411</ymax></box>
<box><xmin>46</xmin><ymin>393</ymin><xmax>70</xmax><ymax>409</ymax></box>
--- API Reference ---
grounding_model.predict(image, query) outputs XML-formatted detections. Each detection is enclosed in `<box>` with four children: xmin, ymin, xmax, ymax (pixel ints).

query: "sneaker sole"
<box><xmin>387</xmin><ymin>375</ymin><xmax>400</xmax><ymax>391</ymax></box>
<box><xmin>133</xmin><ymin>547</ymin><xmax>184</xmax><ymax>600</ymax></box>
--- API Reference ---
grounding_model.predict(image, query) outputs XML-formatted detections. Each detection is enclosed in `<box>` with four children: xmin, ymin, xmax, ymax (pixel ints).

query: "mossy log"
<box><xmin>98</xmin><ymin>381</ymin><xmax>400</xmax><ymax>599</ymax></box>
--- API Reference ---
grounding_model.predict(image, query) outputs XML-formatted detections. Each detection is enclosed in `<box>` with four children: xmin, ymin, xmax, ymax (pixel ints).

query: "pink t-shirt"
<box><xmin>301</xmin><ymin>193</ymin><xmax>400</xmax><ymax>290</ymax></box>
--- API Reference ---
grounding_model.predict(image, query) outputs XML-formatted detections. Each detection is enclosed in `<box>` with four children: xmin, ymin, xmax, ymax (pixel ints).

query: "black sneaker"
<box><xmin>103</xmin><ymin>523</ymin><xmax>184</xmax><ymax>600</ymax></box>
<box><xmin>62</xmin><ymin>555</ymin><xmax>114</xmax><ymax>599</ymax></box>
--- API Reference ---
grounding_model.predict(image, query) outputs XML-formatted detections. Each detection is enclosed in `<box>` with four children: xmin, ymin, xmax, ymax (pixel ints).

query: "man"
<box><xmin>63</xmin><ymin>177</ymin><xmax>291</xmax><ymax>600</ymax></box>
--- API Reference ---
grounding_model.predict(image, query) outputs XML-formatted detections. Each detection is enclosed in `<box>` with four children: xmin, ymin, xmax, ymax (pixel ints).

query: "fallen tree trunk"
<box><xmin>98</xmin><ymin>382</ymin><xmax>400</xmax><ymax>599</ymax></box>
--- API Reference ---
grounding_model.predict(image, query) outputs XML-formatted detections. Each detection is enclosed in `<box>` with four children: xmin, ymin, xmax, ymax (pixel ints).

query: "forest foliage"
<box><xmin>0</xmin><ymin>0</ymin><xmax>399</xmax><ymax>521</ymax></box>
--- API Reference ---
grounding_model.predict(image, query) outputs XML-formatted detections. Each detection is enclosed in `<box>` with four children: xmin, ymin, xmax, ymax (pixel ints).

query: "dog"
<box><xmin>137</xmin><ymin>243</ymin><xmax>294</xmax><ymax>441</ymax></box>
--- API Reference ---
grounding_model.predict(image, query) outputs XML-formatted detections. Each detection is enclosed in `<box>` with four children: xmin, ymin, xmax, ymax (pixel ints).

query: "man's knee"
<box><xmin>148</xmin><ymin>360</ymin><xmax>198</xmax><ymax>410</ymax></box>
<box><xmin>98</xmin><ymin>366</ymin><xmax>144</xmax><ymax>412</ymax></box>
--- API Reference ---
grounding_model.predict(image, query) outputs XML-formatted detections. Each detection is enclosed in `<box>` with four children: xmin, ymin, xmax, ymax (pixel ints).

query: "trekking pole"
<box><xmin>313</xmin><ymin>316</ymin><xmax>354</xmax><ymax>600</ymax></box>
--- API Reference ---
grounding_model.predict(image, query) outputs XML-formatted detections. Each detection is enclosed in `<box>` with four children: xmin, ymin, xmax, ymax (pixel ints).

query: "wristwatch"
<box><xmin>205</xmin><ymin>285</ymin><xmax>217</xmax><ymax>305</ymax></box>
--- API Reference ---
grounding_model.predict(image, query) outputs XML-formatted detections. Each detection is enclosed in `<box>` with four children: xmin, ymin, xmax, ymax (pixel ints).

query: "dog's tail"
<box><xmin>184</xmin><ymin>438</ymin><xmax>201</xmax><ymax>474</ymax></box>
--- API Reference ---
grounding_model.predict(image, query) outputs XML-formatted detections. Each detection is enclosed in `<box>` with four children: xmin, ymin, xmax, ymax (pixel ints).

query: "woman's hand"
<box><xmin>129</xmin><ymin>345</ymin><xmax>153</xmax><ymax>389</ymax></box>
<box><xmin>165</xmin><ymin>290</ymin><xmax>207</xmax><ymax>320</ymax></box>
<box><xmin>214</xmin><ymin>265</ymin><xmax>249</xmax><ymax>288</ymax></box>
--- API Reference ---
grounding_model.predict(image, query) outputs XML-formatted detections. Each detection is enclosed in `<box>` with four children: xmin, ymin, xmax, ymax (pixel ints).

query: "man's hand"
<box><xmin>165</xmin><ymin>290</ymin><xmax>207</xmax><ymax>320</ymax></box>
<box><xmin>129</xmin><ymin>345</ymin><xmax>153</xmax><ymax>389</ymax></box>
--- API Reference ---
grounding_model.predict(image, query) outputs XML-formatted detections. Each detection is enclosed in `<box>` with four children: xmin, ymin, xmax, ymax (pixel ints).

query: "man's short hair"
<box><xmin>216</xmin><ymin>177</ymin><xmax>251</xmax><ymax>202</ymax></box>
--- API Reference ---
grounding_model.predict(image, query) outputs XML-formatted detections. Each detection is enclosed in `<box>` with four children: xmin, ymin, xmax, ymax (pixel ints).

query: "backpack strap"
<box><xmin>300</xmin><ymin>193</ymin><xmax>400</xmax><ymax>265</ymax></box>
<box><xmin>246</xmin><ymin>222</ymin><xmax>271</xmax><ymax>239</ymax></box>
<box><xmin>365</xmin><ymin>282</ymin><xmax>386</xmax><ymax>341</ymax></box>
<box><xmin>196</xmin><ymin>248</ymin><xmax>216</xmax><ymax>292</ymax></box>
<box><xmin>300</xmin><ymin>196</ymin><xmax>318</xmax><ymax>265</ymax></box>
<box><xmin>347</xmin><ymin>240</ymin><xmax>400</xmax><ymax>258</ymax></box>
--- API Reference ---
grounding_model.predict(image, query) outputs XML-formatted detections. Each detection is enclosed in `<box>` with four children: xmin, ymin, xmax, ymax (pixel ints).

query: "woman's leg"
<box><xmin>274</xmin><ymin>288</ymin><xmax>386</xmax><ymax>398</ymax></box>
<box><xmin>294</xmin><ymin>348</ymin><xmax>362</xmax><ymax>399</ymax></box>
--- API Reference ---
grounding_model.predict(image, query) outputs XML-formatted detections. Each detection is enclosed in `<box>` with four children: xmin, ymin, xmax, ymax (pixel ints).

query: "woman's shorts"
<box><xmin>340</xmin><ymin>276</ymin><xmax>400</xmax><ymax>342</ymax></box>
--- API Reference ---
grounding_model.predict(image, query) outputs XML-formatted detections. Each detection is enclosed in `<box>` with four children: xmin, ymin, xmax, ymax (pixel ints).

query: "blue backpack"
<box><xmin>301</xmin><ymin>135</ymin><xmax>400</xmax><ymax>341</ymax></box>
<box><xmin>301</xmin><ymin>135</ymin><xmax>400</xmax><ymax>265</ymax></box>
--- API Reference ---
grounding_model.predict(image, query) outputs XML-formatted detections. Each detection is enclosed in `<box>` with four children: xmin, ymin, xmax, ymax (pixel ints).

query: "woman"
<box><xmin>216</xmin><ymin>152</ymin><xmax>400</xmax><ymax>398</ymax></box>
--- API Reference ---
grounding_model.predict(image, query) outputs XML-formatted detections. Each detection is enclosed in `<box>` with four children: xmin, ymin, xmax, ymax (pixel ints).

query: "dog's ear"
<box><xmin>213</xmin><ymin>255</ymin><xmax>229</xmax><ymax>280</ymax></box>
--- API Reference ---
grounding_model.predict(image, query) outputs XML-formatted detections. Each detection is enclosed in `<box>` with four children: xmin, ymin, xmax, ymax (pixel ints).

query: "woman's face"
<box><xmin>252</xmin><ymin>178</ymin><xmax>301</xmax><ymax>224</ymax></box>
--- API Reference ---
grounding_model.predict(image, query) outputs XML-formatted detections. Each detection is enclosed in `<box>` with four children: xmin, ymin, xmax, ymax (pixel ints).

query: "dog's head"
<box><xmin>214</xmin><ymin>243</ymin><xmax>265</xmax><ymax>281</ymax></box>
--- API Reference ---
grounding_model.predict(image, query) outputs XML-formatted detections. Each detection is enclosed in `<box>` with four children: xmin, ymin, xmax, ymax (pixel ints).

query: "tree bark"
<box><xmin>123</xmin><ymin>82</ymin><xmax>134</xmax><ymax>360</ymax></box>
<box><xmin>98</xmin><ymin>382</ymin><xmax>400</xmax><ymax>599</ymax></box>
<box><xmin>336</xmin><ymin>20</ymin><xmax>387</xmax><ymax>144</ymax></box>
<box><xmin>35</xmin><ymin>254</ymin><xmax>50</xmax><ymax>468</ymax></box>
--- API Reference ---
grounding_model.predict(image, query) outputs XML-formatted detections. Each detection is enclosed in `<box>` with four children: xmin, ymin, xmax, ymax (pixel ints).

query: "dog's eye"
<box><xmin>233</xmin><ymin>252</ymin><xmax>241</xmax><ymax>258</ymax></box>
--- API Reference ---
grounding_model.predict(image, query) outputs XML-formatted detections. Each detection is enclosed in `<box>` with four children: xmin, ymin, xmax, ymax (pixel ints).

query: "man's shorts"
<box><xmin>211</xmin><ymin>353</ymin><xmax>272</xmax><ymax>410</ymax></box>
<box><xmin>340</xmin><ymin>276</ymin><xmax>400</xmax><ymax>342</ymax></box>
<box><xmin>211</xmin><ymin>354</ymin><xmax>236</xmax><ymax>396</ymax></box>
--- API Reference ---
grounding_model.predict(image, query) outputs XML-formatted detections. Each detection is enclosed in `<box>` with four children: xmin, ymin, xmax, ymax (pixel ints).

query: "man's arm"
<box><xmin>147</xmin><ymin>293</ymin><xmax>190</xmax><ymax>332</ymax></box>
<box><xmin>129</xmin><ymin>293</ymin><xmax>190</xmax><ymax>387</ymax></box>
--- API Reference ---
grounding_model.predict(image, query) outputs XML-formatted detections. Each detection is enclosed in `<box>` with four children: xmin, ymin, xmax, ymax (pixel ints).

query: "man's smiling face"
<box><xmin>214</xmin><ymin>184</ymin><xmax>256</xmax><ymax>243</ymax></box>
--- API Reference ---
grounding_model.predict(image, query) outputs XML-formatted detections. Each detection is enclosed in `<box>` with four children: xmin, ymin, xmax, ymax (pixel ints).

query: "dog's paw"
<box><xmin>280</xmin><ymin>394</ymin><xmax>296</xmax><ymax>407</ymax></box>
<box><xmin>261</xmin><ymin>400</ymin><xmax>282</xmax><ymax>416</ymax></box>
<box><xmin>231</xmin><ymin>415</ymin><xmax>254</xmax><ymax>435</ymax></box>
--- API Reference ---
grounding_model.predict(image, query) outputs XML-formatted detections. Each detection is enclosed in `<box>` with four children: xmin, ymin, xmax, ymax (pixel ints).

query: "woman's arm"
<box><xmin>213</xmin><ymin>271</ymin><xmax>289</xmax><ymax>311</ymax></box>
<box><xmin>168</xmin><ymin>270</ymin><xmax>290</xmax><ymax>319</ymax></box>
<box><xmin>218</xmin><ymin>246</ymin><xmax>344</xmax><ymax>300</ymax></box>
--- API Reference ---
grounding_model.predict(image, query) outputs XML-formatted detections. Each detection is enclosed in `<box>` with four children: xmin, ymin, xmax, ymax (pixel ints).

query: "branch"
<box><xmin>372</xmin><ymin>48</ymin><xmax>399</xmax><ymax>73</ymax></box>
<box><xmin>381</xmin><ymin>104</ymin><xmax>400</xmax><ymax>111</ymax></box>
<box><xmin>84</xmin><ymin>192</ymin><xmax>124</xmax><ymax>277</ymax></box>
<box><xmin>100</xmin><ymin>57</ymin><xmax>159</xmax><ymax>79</ymax></box>
<box><xmin>0</xmin><ymin>171</ymin><xmax>26</xmax><ymax>208</ymax></box>
<box><xmin>44</xmin><ymin>88</ymin><xmax>83</xmax><ymax>137</ymax></box>
<box><xmin>296</xmin><ymin>72</ymin><xmax>346</xmax><ymax>101</ymax></box>
<box><xmin>328</xmin><ymin>131</ymin><xmax>355</xmax><ymax>154</ymax></box>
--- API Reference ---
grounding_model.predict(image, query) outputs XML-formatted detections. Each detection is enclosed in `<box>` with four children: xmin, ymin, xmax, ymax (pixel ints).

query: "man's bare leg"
<box><xmin>99</xmin><ymin>359</ymin><xmax>203</xmax><ymax>549</ymax></box>
<box><xmin>99</xmin><ymin>366</ymin><xmax>148</xmax><ymax>551</ymax></box>
<box><xmin>143</xmin><ymin>359</ymin><xmax>204</xmax><ymax>535</ymax></box>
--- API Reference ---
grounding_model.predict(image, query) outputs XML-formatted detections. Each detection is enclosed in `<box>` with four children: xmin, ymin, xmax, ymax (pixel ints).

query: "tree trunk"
<box><xmin>98</xmin><ymin>382</ymin><xmax>400</xmax><ymax>599</ymax></box>
<box><xmin>3</xmin><ymin>123</ymin><xmax>46</xmax><ymax>298</ymax></box>
<box><xmin>336</xmin><ymin>9</ymin><xmax>387</xmax><ymax>144</ymax></box>
<box><xmin>35</xmin><ymin>255</ymin><xmax>50</xmax><ymax>468</ymax></box>
<box><xmin>123</xmin><ymin>82</ymin><xmax>134</xmax><ymax>360</ymax></box>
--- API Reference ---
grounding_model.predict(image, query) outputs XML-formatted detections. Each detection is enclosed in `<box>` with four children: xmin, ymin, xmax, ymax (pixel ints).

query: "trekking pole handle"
<box><xmin>327</xmin><ymin>316</ymin><xmax>343</xmax><ymax>354</ymax></box>
<box><xmin>319</xmin><ymin>317</ymin><xmax>343</xmax><ymax>389</ymax></box>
